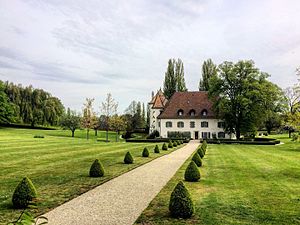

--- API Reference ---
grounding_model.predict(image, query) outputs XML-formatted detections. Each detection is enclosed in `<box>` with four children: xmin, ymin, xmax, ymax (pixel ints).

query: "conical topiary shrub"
<box><xmin>142</xmin><ymin>147</ymin><xmax>150</xmax><ymax>157</ymax></box>
<box><xmin>124</xmin><ymin>151</ymin><xmax>134</xmax><ymax>164</ymax></box>
<box><xmin>197</xmin><ymin>147</ymin><xmax>205</xmax><ymax>158</ymax></box>
<box><xmin>201</xmin><ymin>141</ymin><xmax>207</xmax><ymax>153</ymax></box>
<box><xmin>162</xmin><ymin>143</ymin><xmax>168</xmax><ymax>150</ymax></box>
<box><xmin>173</xmin><ymin>141</ymin><xmax>177</xmax><ymax>147</ymax></box>
<box><xmin>192</xmin><ymin>153</ymin><xmax>202</xmax><ymax>167</ymax></box>
<box><xmin>154</xmin><ymin>145</ymin><xmax>160</xmax><ymax>153</ymax></box>
<box><xmin>169</xmin><ymin>181</ymin><xmax>194</xmax><ymax>218</ymax></box>
<box><xmin>89</xmin><ymin>159</ymin><xmax>105</xmax><ymax>177</ymax></box>
<box><xmin>12</xmin><ymin>177</ymin><xmax>37</xmax><ymax>208</ymax></box>
<box><xmin>168</xmin><ymin>141</ymin><xmax>173</xmax><ymax>148</ymax></box>
<box><xmin>184</xmin><ymin>161</ymin><xmax>201</xmax><ymax>182</ymax></box>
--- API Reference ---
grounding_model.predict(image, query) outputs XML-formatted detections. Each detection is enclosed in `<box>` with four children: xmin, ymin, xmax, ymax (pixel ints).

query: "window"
<box><xmin>218</xmin><ymin>122</ymin><xmax>225</xmax><ymax>128</ymax></box>
<box><xmin>201</xmin><ymin>121</ymin><xmax>208</xmax><ymax>127</ymax></box>
<box><xmin>190</xmin><ymin>121</ymin><xmax>195</xmax><ymax>128</ymax></box>
<box><xmin>201</xmin><ymin>109</ymin><xmax>208</xmax><ymax>116</ymax></box>
<box><xmin>177</xmin><ymin>121</ymin><xmax>184</xmax><ymax>128</ymax></box>
<box><xmin>202</xmin><ymin>132</ymin><xmax>210</xmax><ymax>139</ymax></box>
<box><xmin>166</xmin><ymin>121</ymin><xmax>172</xmax><ymax>128</ymax></box>
<box><xmin>158</xmin><ymin>122</ymin><xmax>160</xmax><ymax>127</ymax></box>
<box><xmin>218</xmin><ymin>132</ymin><xmax>225</xmax><ymax>138</ymax></box>
<box><xmin>189</xmin><ymin>109</ymin><xmax>196</xmax><ymax>116</ymax></box>
<box><xmin>177</xmin><ymin>109</ymin><xmax>184</xmax><ymax>116</ymax></box>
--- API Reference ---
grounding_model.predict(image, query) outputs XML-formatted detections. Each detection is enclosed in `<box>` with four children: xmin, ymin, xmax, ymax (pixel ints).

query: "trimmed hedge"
<box><xmin>206</xmin><ymin>139</ymin><xmax>280</xmax><ymax>145</ymax></box>
<box><xmin>124</xmin><ymin>151</ymin><xmax>134</xmax><ymax>164</ymax></box>
<box><xmin>169</xmin><ymin>181</ymin><xmax>194</xmax><ymax>218</ymax></box>
<box><xmin>168</xmin><ymin>141</ymin><xmax>173</xmax><ymax>148</ymax></box>
<box><xmin>33</xmin><ymin>135</ymin><xmax>44</xmax><ymax>138</ymax></box>
<box><xmin>12</xmin><ymin>177</ymin><xmax>37</xmax><ymax>208</ymax></box>
<box><xmin>126</xmin><ymin>138</ymin><xmax>189</xmax><ymax>143</ymax></box>
<box><xmin>154</xmin><ymin>145</ymin><xmax>160</xmax><ymax>153</ymax></box>
<box><xmin>173</xmin><ymin>141</ymin><xmax>177</xmax><ymax>147</ymax></box>
<box><xmin>192</xmin><ymin>153</ymin><xmax>202</xmax><ymax>167</ymax></box>
<box><xmin>89</xmin><ymin>159</ymin><xmax>105</xmax><ymax>177</ymax></box>
<box><xmin>142</xmin><ymin>147</ymin><xmax>150</xmax><ymax>157</ymax></box>
<box><xmin>162</xmin><ymin>143</ymin><xmax>168</xmax><ymax>150</ymax></box>
<box><xmin>197</xmin><ymin>147</ymin><xmax>205</xmax><ymax>158</ymax></box>
<box><xmin>184</xmin><ymin>161</ymin><xmax>201</xmax><ymax>182</ymax></box>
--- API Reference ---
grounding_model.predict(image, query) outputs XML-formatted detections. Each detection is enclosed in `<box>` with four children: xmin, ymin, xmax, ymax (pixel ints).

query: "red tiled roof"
<box><xmin>158</xmin><ymin>91</ymin><xmax>215</xmax><ymax>119</ymax></box>
<box><xmin>150</xmin><ymin>90</ymin><xmax>167</xmax><ymax>109</ymax></box>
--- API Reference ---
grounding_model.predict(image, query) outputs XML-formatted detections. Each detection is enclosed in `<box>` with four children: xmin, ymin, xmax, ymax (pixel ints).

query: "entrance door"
<box><xmin>195</xmin><ymin>131</ymin><xmax>199</xmax><ymax>140</ymax></box>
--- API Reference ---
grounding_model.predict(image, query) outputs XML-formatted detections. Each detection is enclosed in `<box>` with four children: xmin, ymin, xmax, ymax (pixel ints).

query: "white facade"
<box><xmin>157</xmin><ymin>118</ymin><xmax>231</xmax><ymax>139</ymax></box>
<box><xmin>149</xmin><ymin>107</ymin><xmax>162</xmax><ymax>134</ymax></box>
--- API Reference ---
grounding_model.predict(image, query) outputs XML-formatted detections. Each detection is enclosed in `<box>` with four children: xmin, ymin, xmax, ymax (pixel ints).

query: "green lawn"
<box><xmin>0</xmin><ymin>128</ymin><xmax>182</xmax><ymax>224</ymax></box>
<box><xmin>136</xmin><ymin>135</ymin><xmax>300</xmax><ymax>225</ymax></box>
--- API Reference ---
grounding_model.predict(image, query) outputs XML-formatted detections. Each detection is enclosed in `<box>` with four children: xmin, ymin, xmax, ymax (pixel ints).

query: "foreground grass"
<box><xmin>136</xmin><ymin>135</ymin><xmax>300</xmax><ymax>225</ymax></box>
<box><xmin>0</xmin><ymin>128</ymin><xmax>182</xmax><ymax>224</ymax></box>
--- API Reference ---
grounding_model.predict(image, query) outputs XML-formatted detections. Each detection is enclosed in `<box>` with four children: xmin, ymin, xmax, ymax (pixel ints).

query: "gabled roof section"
<box><xmin>158</xmin><ymin>91</ymin><xmax>215</xmax><ymax>119</ymax></box>
<box><xmin>149</xmin><ymin>89</ymin><xmax>167</xmax><ymax>109</ymax></box>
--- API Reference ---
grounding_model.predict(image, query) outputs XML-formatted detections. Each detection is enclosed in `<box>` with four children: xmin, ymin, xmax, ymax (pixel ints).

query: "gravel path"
<box><xmin>43</xmin><ymin>141</ymin><xmax>199</xmax><ymax>225</ymax></box>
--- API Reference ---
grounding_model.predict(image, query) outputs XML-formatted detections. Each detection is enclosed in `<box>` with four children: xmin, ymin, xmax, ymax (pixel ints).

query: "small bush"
<box><xmin>292</xmin><ymin>133</ymin><xmax>299</xmax><ymax>141</ymax></box>
<box><xmin>202</xmin><ymin>140</ymin><xmax>207</xmax><ymax>151</ymax></box>
<box><xmin>147</xmin><ymin>130</ymin><xmax>160</xmax><ymax>139</ymax></box>
<box><xmin>197</xmin><ymin>147</ymin><xmax>205</xmax><ymax>158</ymax></box>
<box><xmin>169</xmin><ymin>181</ymin><xmax>194</xmax><ymax>218</ymax></box>
<box><xmin>173</xmin><ymin>141</ymin><xmax>177</xmax><ymax>147</ymax></box>
<box><xmin>12</xmin><ymin>177</ymin><xmax>37</xmax><ymax>208</ymax></box>
<box><xmin>184</xmin><ymin>161</ymin><xmax>201</xmax><ymax>182</ymax></box>
<box><xmin>168</xmin><ymin>141</ymin><xmax>173</xmax><ymax>148</ymax></box>
<box><xmin>154</xmin><ymin>145</ymin><xmax>160</xmax><ymax>153</ymax></box>
<box><xmin>162</xmin><ymin>143</ymin><xmax>168</xmax><ymax>150</ymax></box>
<box><xmin>192</xmin><ymin>153</ymin><xmax>202</xmax><ymax>167</ymax></box>
<box><xmin>89</xmin><ymin>159</ymin><xmax>105</xmax><ymax>177</ymax></box>
<box><xmin>142</xmin><ymin>147</ymin><xmax>150</xmax><ymax>157</ymax></box>
<box><xmin>124</xmin><ymin>151</ymin><xmax>134</xmax><ymax>164</ymax></box>
<box><xmin>33</xmin><ymin>135</ymin><xmax>44</xmax><ymax>138</ymax></box>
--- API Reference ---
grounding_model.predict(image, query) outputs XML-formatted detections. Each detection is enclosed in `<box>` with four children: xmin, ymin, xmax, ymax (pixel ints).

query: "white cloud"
<box><xmin>0</xmin><ymin>0</ymin><xmax>299</xmax><ymax>111</ymax></box>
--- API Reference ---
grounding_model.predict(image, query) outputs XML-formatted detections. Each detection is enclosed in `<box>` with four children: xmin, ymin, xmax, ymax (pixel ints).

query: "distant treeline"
<box><xmin>0</xmin><ymin>80</ymin><xmax>64</xmax><ymax>127</ymax></box>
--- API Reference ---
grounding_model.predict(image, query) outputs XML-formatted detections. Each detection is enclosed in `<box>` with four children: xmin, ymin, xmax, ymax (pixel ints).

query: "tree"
<box><xmin>199</xmin><ymin>59</ymin><xmax>217</xmax><ymax>91</ymax></box>
<box><xmin>163</xmin><ymin>59</ymin><xmax>176</xmax><ymax>99</ymax></box>
<box><xmin>142</xmin><ymin>103</ymin><xmax>146</xmax><ymax>127</ymax></box>
<box><xmin>175</xmin><ymin>59</ymin><xmax>187</xmax><ymax>92</ymax></box>
<box><xmin>82</xmin><ymin>98</ymin><xmax>97</xmax><ymax>140</ymax></box>
<box><xmin>163</xmin><ymin>59</ymin><xmax>187</xmax><ymax>99</ymax></box>
<box><xmin>134</xmin><ymin>102</ymin><xmax>143</xmax><ymax>128</ymax></box>
<box><xmin>0</xmin><ymin>81</ymin><xmax>15</xmax><ymax>123</ymax></box>
<box><xmin>209</xmin><ymin>60</ymin><xmax>282</xmax><ymax>139</ymax></box>
<box><xmin>101</xmin><ymin>93</ymin><xmax>118</xmax><ymax>142</ymax></box>
<box><xmin>284</xmin><ymin>86</ymin><xmax>300</xmax><ymax>114</ymax></box>
<box><xmin>109</xmin><ymin>115</ymin><xmax>126</xmax><ymax>142</ymax></box>
<box><xmin>60</xmin><ymin>108</ymin><xmax>81</xmax><ymax>137</ymax></box>
<box><xmin>284</xmin><ymin>86</ymin><xmax>300</xmax><ymax>136</ymax></box>
<box><xmin>3</xmin><ymin>81</ymin><xmax>64</xmax><ymax>127</ymax></box>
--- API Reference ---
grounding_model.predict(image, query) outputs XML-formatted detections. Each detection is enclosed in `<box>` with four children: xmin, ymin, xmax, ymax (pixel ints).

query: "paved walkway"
<box><xmin>43</xmin><ymin>141</ymin><xmax>199</xmax><ymax>225</ymax></box>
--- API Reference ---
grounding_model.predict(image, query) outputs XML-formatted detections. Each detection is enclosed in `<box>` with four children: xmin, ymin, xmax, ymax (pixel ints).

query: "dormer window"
<box><xmin>189</xmin><ymin>109</ymin><xmax>196</xmax><ymax>116</ymax></box>
<box><xmin>201</xmin><ymin>109</ymin><xmax>208</xmax><ymax>116</ymax></box>
<box><xmin>177</xmin><ymin>109</ymin><xmax>184</xmax><ymax>116</ymax></box>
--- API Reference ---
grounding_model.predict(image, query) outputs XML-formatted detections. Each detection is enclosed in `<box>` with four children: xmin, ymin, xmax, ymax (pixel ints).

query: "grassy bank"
<box><xmin>0</xmin><ymin>128</ymin><xmax>182</xmax><ymax>224</ymax></box>
<box><xmin>136</xmin><ymin>135</ymin><xmax>300</xmax><ymax>225</ymax></box>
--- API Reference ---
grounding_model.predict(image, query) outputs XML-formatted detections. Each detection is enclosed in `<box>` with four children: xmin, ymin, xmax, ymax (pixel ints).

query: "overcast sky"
<box><xmin>1</xmin><ymin>0</ymin><xmax>300</xmax><ymax>112</ymax></box>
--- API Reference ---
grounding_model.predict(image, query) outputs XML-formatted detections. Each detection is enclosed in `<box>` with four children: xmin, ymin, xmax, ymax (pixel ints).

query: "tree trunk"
<box><xmin>116</xmin><ymin>131</ymin><xmax>118</xmax><ymax>142</ymax></box>
<box><xmin>71</xmin><ymin>130</ymin><xmax>75</xmax><ymax>137</ymax></box>
<box><xmin>236</xmin><ymin>127</ymin><xmax>241</xmax><ymax>140</ymax></box>
<box><xmin>95</xmin><ymin>129</ymin><xmax>98</xmax><ymax>136</ymax></box>
<box><xmin>289</xmin><ymin>130</ymin><xmax>292</xmax><ymax>138</ymax></box>
<box><xmin>87</xmin><ymin>129</ymin><xmax>89</xmax><ymax>140</ymax></box>
<box><xmin>106</xmin><ymin>130</ymin><xmax>108</xmax><ymax>142</ymax></box>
